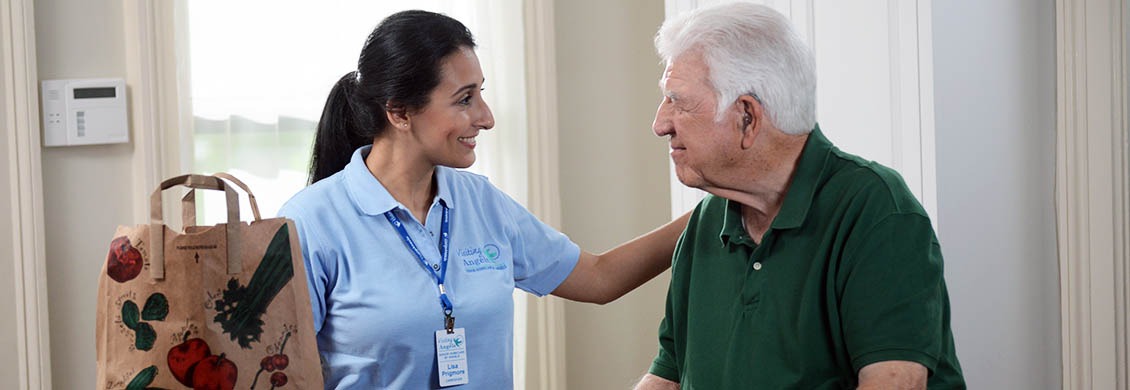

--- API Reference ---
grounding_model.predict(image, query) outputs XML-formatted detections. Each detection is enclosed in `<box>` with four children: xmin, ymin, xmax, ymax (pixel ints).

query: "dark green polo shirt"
<box><xmin>649</xmin><ymin>128</ymin><xmax>964</xmax><ymax>389</ymax></box>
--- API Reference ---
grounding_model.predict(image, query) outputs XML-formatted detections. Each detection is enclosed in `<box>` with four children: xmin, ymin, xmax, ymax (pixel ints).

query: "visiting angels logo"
<box><xmin>483</xmin><ymin>244</ymin><xmax>500</xmax><ymax>261</ymax></box>
<box><xmin>460</xmin><ymin>243</ymin><xmax>507</xmax><ymax>272</ymax></box>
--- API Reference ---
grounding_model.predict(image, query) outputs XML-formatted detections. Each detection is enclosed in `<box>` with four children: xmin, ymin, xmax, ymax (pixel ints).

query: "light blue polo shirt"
<box><xmin>278</xmin><ymin>146</ymin><xmax>581</xmax><ymax>389</ymax></box>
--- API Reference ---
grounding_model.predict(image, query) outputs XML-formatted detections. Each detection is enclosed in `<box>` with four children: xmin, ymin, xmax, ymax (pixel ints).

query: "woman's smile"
<box><xmin>457</xmin><ymin>135</ymin><xmax>477</xmax><ymax>148</ymax></box>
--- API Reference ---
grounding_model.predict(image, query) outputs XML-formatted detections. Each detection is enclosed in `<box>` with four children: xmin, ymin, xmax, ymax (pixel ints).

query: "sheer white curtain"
<box><xmin>186</xmin><ymin>0</ymin><xmax>527</xmax><ymax>218</ymax></box>
<box><xmin>183</xmin><ymin>0</ymin><xmax>532</xmax><ymax>384</ymax></box>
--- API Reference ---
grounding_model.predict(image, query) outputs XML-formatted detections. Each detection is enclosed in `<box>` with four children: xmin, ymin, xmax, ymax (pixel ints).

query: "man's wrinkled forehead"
<box><xmin>658</xmin><ymin>52</ymin><xmax>712</xmax><ymax>92</ymax></box>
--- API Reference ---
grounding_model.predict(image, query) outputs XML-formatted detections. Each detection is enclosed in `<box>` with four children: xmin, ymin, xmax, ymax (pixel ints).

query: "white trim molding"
<box><xmin>1055</xmin><ymin>0</ymin><xmax>1129</xmax><ymax>388</ymax></box>
<box><xmin>124</xmin><ymin>0</ymin><xmax>186</xmax><ymax>224</ymax></box>
<box><xmin>1</xmin><ymin>0</ymin><xmax>53</xmax><ymax>388</ymax></box>
<box><xmin>522</xmin><ymin>1</ymin><xmax>568</xmax><ymax>389</ymax></box>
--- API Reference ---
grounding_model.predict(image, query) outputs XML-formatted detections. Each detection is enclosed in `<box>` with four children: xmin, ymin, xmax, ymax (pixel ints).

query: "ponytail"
<box><xmin>308</xmin><ymin>72</ymin><xmax>379</xmax><ymax>184</ymax></box>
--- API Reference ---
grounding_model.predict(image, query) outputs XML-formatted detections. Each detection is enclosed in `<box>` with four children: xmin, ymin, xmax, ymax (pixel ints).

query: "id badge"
<box><xmin>435</xmin><ymin>328</ymin><xmax>469</xmax><ymax>387</ymax></box>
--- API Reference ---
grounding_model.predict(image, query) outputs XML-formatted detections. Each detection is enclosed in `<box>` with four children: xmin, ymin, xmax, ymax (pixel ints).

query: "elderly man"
<box><xmin>634</xmin><ymin>3</ymin><xmax>965</xmax><ymax>389</ymax></box>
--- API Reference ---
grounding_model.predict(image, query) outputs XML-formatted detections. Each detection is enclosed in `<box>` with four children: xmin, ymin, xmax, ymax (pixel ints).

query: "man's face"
<box><xmin>653</xmin><ymin>52</ymin><xmax>740</xmax><ymax>189</ymax></box>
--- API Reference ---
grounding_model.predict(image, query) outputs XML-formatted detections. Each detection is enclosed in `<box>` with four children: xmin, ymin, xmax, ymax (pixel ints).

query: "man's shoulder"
<box><xmin>822</xmin><ymin>148</ymin><xmax>928</xmax><ymax>217</ymax></box>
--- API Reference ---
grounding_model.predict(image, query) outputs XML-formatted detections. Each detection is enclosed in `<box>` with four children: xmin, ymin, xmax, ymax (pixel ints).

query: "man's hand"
<box><xmin>857</xmin><ymin>360</ymin><xmax>927</xmax><ymax>390</ymax></box>
<box><xmin>633</xmin><ymin>373</ymin><xmax>679</xmax><ymax>390</ymax></box>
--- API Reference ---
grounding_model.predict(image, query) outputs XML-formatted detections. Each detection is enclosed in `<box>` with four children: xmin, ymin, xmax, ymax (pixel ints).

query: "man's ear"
<box><xmin>737</xmin><ymin>95</ymin><xmax>761</xmax><ymax>149</ymax></box>
<box><xmin>385</xmin><ymin>103</ymin><xmax>411</xmax><ymax>130</ymax></box>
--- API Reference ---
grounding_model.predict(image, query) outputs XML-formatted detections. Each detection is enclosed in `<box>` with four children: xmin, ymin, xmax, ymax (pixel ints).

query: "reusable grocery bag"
<box><xmin>95</xmin><ymin>173</ymin><xmax>323</xmax><ymax>390</ymax></box>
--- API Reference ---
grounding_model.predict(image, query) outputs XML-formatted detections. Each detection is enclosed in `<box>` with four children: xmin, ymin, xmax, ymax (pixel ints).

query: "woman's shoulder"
<box><xmin>437</xmin><ymin>167</ymin><xmax>523</xmax><ymax>213</ymax></box>
<box><xmin>279</xmin><ymin>173</ymin><xmax>347</xmax><ymax>219</ymax></box>
<box><xmin>437</xmin><ymin>167</ymin><xmax>503</xmax><ymax>195</ymax></box>
<box><xmin>439</xmin><ymin>166</ymin><xmax>490</xmax><ymax>184</ymax></box>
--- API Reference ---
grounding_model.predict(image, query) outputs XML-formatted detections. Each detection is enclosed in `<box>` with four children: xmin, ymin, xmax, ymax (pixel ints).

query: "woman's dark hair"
<box><xmin>308</xmin><ymin>10</ymin><xmax>476</xmax><ymax>184</ymax></box>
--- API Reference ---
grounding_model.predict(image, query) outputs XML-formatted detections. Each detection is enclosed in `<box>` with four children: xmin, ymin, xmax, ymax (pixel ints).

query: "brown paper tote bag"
<box><xmin>95</xmin><ymin>174</ymin><xmax>323</xmax><ymax>390</ymax></box>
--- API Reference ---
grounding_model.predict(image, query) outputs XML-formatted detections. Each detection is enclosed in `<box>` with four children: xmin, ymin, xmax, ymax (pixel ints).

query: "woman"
<box><xmin>279</xmin><ymin>10</ymin><xmax>687</xmax><ymax>389</ymax></box>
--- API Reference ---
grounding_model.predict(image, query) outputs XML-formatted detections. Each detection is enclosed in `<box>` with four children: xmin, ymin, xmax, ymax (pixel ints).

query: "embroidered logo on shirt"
<box><xmin>459</xmin><ymin>244</ymin><xmax>507</xmax><ymax>273</ymax></box>
<box><xmin>483</xmin><ymin>244</ymin><xmax>500</xmax><ymax>261</ymax></box>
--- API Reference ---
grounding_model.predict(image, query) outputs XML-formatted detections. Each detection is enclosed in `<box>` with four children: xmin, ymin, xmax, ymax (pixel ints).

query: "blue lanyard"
<box><xmin>384</xmin><ymin>203</ymin><xmax>455</xmax><ymax>331</ymax></box>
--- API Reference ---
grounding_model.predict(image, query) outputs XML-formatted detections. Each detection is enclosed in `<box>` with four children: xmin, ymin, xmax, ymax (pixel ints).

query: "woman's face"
<box><xmin>408</xmin><ymin>46</ymin><xmax>495</xmax><ymax>169</ymax></box>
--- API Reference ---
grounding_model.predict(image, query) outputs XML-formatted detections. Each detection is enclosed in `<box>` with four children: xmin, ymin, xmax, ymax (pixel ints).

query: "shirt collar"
<box><xmin>771</xmin><ymin>124</ymin><xmax>832</xmax><ymax>230</ymax></box>
<box><xmin>344</xmin><ymin>145</ymin><xmax>456</xmax><ymax>217</ymax></box>
<box><xmin>717</xmin><ymin>124</ymin><xmax>832</xmax><ymax>246</ymax></box>
<box><xmin>719</xmin><ymin>197</ymin><xmax>751</xmax><ymax>246</ymax></box>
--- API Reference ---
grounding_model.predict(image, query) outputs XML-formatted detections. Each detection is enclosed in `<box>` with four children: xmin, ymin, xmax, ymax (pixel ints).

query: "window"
<box><xmin>185</xmin><ymin>1</ymin><xmax>528</xmax><ymax>222</ymax></box>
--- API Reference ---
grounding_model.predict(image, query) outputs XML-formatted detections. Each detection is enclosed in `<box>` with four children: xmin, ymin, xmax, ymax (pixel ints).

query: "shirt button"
<box><xmin>752</xmin><ymin>262</ymin><xmax>762</xmax><ymax>271</ymax></box>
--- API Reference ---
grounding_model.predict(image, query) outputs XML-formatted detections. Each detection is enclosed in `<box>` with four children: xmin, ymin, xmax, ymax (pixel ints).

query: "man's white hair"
<box><xmin>655</xmin><ymin>2</ymin><xmax>816</xmax><ymax>135</ymax></box>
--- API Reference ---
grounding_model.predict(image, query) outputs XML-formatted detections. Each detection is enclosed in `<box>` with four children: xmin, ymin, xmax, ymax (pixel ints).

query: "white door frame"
<box><xmin>1</xmin><ymin>0</ymin><xmax>53</xmax><ymax>388</ymax></box>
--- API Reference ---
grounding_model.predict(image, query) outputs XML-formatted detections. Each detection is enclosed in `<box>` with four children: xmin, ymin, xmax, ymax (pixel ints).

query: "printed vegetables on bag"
<box><xmin>213</xmin><ymin>225</ymin><xmax>294</xmax><ymax>348</ymax></box>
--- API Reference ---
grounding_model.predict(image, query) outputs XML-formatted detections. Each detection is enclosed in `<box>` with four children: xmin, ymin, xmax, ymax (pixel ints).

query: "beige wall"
<box><xmin>554</xmin><ymin>0</ymin><xmax>671</xmax><ymax>388</ymax></box>
<box><xmin>34</xmin><ymin>0</ymin><xmax>131</xmax><ymax>388</ymax></box>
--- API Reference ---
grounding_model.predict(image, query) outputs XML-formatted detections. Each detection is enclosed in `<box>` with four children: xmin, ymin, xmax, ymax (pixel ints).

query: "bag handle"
<box><xmin>182</xmin><ymin>189</ymin><xmax>198</xmax><ymax>227</ymax></box>
<box><xmin>150</xmin><ymin>174</ymin><xmax>241</xmax><ymax>279</ymax></box>
<box><xmin>180</xmin><ymin>173</ymin><xmax>264</xmax><ymax>228</ymax></box>
<box><xmin>214</xmin><ymin>172</ymin><xmax>263</xmax><ymax>221</ymax></box>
